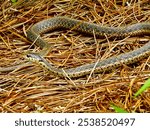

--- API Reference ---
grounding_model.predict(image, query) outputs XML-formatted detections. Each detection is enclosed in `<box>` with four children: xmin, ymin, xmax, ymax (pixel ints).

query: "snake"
<box><xmin>25</xmin><ymin>17</ymin><xmax>150</xmax><ymax>78</ymax></box>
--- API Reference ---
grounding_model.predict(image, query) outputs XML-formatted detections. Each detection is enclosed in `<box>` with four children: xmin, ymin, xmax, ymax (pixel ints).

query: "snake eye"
<box><xmin>25</xmin><ymin>54</ymin><xmax>32</xmax><ymax>59</ymax></box>
<box><xmin>26</xmin><ymin>54</ymin><xmax>30</xmax><ymax>57</ymax></box>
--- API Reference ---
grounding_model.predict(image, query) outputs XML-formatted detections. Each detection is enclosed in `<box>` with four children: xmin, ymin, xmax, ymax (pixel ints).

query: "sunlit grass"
<box><xmin>111</xmin><ymin>78</ymin><xmax>150</xmax><ymax>112</ymax></box>
<box><xmin>11</xmin><ymin>0</ymin><xmax>17</xmax><ymax>3</ymax></box>
<box><xmin>134</xmin><ymin>78</ymin><xmax>150</xmax><ymax>97</ymax></box>
<box><xmin>111</xmin><ymin>104</ymin><xmax>128</xmax><ymax>113</ymax></box>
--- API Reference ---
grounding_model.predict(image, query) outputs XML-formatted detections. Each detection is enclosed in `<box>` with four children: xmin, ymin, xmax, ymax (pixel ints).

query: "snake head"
<box><xmin>24</xmin><ymin>51</ymin><xmax>54</xmax><ymax>70</ymax></box>
<box><xmin>24</xmin><ymin>52</ymin><xmax>43</xmax><ymax>62</ymax></box>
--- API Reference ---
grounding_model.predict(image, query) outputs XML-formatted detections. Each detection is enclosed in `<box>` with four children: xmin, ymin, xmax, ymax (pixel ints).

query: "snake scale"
<box><xmin>26</xmin><ymin>17</ymin><xmax>150</xmax><ymax>78</ymax></box>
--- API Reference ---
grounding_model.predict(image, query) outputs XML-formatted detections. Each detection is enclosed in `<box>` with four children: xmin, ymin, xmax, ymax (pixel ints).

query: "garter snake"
<box><xmin>26</xmin><ymin>17</ymin><xmax>150</xmax><ymax>78</ymax></box>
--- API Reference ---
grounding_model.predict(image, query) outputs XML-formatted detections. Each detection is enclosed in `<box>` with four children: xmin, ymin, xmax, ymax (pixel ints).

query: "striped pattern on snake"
<box><xmin>26</xmin><ymin>17</ymin><xmax>150</xmax><ymax>78</ymax></box>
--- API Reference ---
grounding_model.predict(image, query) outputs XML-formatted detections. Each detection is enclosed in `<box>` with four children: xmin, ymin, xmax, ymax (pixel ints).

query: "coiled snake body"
<box><xmin>26</xmin><ymin>17</ymin><xmax>150</xmax><ymax>78</ymax></box>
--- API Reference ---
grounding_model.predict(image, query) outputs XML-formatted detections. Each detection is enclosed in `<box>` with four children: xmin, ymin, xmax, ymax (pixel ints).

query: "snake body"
<box><xmin>26</xmin><ymin>17</ymin><xmax>150</xmax><ymax>78</ymax></box>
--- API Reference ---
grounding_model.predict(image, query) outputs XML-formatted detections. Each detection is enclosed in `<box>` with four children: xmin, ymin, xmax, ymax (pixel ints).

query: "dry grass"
<box><xmin>0</xmin><ymin>0</ymin><xmax>150</xmax><ymax>113</ymax></box>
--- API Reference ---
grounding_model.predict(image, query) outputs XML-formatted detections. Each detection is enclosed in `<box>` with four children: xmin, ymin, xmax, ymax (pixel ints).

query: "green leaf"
<box><xmin>134</xmin><ymin>78</ymin><xmax>150</xmax><ymax>97</ymax></box>
<box><xmin>111</xmin><ymin>104</ymin><xmax>128</xmax><ymax>113</ymax></box>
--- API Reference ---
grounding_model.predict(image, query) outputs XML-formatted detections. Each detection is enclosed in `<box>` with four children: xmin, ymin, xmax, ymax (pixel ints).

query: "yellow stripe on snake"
<box><xmin>25</xmin><ymin>17</ymin><xmax>150</xmax><ymax>78</ymax></box>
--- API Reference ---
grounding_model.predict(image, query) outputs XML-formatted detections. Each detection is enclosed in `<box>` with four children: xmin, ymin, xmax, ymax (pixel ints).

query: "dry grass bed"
<box><xmin>0</xmin><ymin>0</ymin><xmax>150</xmax><ymax>112</ymax></box>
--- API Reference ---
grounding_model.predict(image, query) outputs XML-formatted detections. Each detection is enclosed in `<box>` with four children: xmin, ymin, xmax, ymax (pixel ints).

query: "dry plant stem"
<box><xmin>0</xmin><ymin>62</ymin><xmax>32</xmax><ymax>72</ymax></box>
